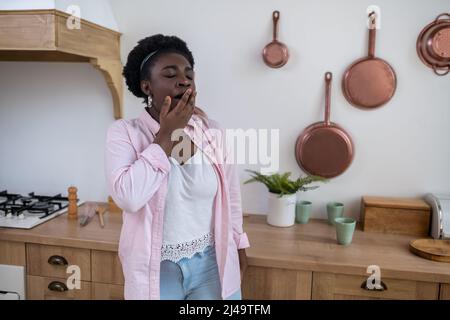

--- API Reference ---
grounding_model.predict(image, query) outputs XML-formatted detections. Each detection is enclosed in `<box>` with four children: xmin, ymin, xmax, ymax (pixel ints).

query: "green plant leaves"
<box><xmin>243</xmin><ymin>170</ymin><xmax>328</xmax><ymax>196</ymax></box>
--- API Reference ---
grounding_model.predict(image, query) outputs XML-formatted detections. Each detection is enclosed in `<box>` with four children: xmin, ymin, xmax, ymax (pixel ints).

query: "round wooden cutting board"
<box><xmin>409</xmin><ymin>239</ymin><xmax>450</xmax><ymax>263</ymax></box>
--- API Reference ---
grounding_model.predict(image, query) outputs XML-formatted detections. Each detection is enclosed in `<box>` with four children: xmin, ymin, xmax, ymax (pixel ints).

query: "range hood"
<box><xmin>0</xmin><ymin>9</ymin><xmax>123</xmax><ymax>119</ymax></box>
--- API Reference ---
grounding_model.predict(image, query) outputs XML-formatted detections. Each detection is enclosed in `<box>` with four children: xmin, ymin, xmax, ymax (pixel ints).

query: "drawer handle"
<box><xmin>48</xmin><ymin>255</ymin><xmax>68</xmax><ymax>266</ymax></box>
<box><xmin>360</xmin><ymin>280</ymin><xmax>388</xmax><ymax>291</ymax></box>
<box><xmin>48</xmin><ymin>281</ymin><xmax>68</xmax><ymax>292</ymax></box>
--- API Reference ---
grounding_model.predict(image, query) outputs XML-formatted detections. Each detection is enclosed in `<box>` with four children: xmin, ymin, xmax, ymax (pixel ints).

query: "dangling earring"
<box><xmin>147</xmin><ymin>95</ymin><xmax>153</xmax><ymax>108</ymax></box>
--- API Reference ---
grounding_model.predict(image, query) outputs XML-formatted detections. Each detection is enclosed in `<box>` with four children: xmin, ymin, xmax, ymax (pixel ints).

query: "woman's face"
<box><xmin>141</xmin><ymin>52</ymin><xmax>196</xmax><ymax>113</ymax></box>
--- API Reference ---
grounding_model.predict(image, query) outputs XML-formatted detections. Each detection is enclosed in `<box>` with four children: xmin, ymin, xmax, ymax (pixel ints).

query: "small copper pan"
<box><xmin>342</xmin><ymin>12</ymin><xmax>397</xmax><ymax>109</ymax></box>
<box><xmin>417</xmin><ymin>13</ymin><xmax>450</xmax><ymax>76</ymax></box>
<box><xmin>295</xmin><ymin>72</ymin><xmax>354</xmax><ymax>179</ymax></box>
<box><xmin>263</xmin><ymin>11</ymin><xmax>289</xmax><ymax>68</ymax></box>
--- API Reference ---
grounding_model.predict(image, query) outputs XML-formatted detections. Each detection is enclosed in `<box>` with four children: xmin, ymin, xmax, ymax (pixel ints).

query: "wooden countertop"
<box><xmin>1</xmin><ymin>205</ymin><xmax>450</xmax><ymax>284</ymax></box>
<box><xmin>0</xmin><ymin>202</ymin><xmax>122</xmax><ymax>252</ymax></box>
<box><xmin>244</xmin><ymin>215</ymin><xmax>450</xmax><ymax>284</ymax></box>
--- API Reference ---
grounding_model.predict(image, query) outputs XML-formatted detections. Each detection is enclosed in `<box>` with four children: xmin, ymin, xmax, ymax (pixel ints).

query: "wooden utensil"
<box><xmin>342</xmin><ymin>12</ymin><xmax>397</xmax><ymax>109</ymax></box>
<box><xmin>67</xmin><ymin>186</ymin><xmax>78</xmax><ymax>220</ymax></box>
<box><xmin>295</xmin><ymin>72</ymin><xmax>354</xmax><ymax>178</ymax></box>
<box><xmin>96</xmin><ymin>206</ymin><xmax>106</xmax><ymax>228</ymax></box>
<box><xmin>410</xmin><ymin>239</ymin><xmax>450</xmax><ymax>263</ymax></box>
<box><xmin>262</xmin><ymin>11</ymin><xmax>290</xmax><ymax>68</ymax></box>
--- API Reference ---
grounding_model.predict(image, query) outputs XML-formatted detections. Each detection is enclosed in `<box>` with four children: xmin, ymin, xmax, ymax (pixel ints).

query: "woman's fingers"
<box><xmin>174</xmin><ymin>88</ymin><xmax>193</xmax><ymax>113</ymax></box>
<box><xmin>188</xmin><ymin>91</ymin><xmax>197</xmax><ymax>107</ymax></box>
<box><xmin>182</xmin><ymin>91</ymin><xmax>196</xmax><ymax>118</ymax></box>
<box><xmin>160</xmin><ymin>96</ymin><xmax>171</xmax><ymax>119</ymax></box>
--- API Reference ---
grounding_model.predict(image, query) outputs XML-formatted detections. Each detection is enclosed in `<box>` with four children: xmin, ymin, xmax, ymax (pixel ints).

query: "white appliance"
<box><xmin>425</xmin><ymin>193</ymin><xmax>450</xmax><ymax>239</ymax></box>
<box><xmin>0</xmin><ymin>264</ymin><xmax>25</xmax><ymax>300</ymax></box>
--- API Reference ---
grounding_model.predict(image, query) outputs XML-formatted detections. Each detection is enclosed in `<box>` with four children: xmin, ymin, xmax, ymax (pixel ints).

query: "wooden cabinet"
<box><xmin>242</xmin><ymin>266</ymin><xmax>312</xmax><ymax>300</ymax></box>
<box><xmin>92</xmin><ymin>283</ymin><xmax>124</xmax><ymax>300</ymax></box>
<box><xmin>440</xmin><ymin>284</ymin><xmax>450</xmax><ymax>300</ymax></box>
<box><xmin>312</xmin><ymin>272</ymin><xmax>439</xmax><ymax>300</ymax></box>
<box><xmin>0</xmin><ymin>241</ymin><xmax>26</xmax><ymax>266</ymax></box>
<box><xmin>92</xmin><ymin>250</ymin><xmax>124</xmax><ymax>285</ymax></box>
<box><xmin>23</xmin><ymin>243</ymin><xmax>124</xmax><ymax>300</ymax></box>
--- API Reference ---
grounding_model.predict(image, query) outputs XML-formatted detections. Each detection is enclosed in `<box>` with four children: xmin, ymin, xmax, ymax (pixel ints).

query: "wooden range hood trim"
<box><xmin>0</xmin><ymin>9</ymin><xmax>123</xmax><ymax>119</ymax></box>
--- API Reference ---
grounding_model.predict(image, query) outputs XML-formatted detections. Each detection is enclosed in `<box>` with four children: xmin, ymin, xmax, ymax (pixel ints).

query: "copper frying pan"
<box><xmin>417</xmin><ymin>13</ymin><xmax>450</xmax><ymax>76</ymax></box>
<box><xmin>295</xmin><ymin>72</ymin><xmax>354</xmax><ymax>179</ymax></box>
<box><xmin>342</xmin><ymin>12</ymin><xmax>397</xmax><ymax>109</ymax></box>
<box><xmin>263</xmin><ymin>11</ymin><xmax>289</xmax><ymax>68</ymax></box>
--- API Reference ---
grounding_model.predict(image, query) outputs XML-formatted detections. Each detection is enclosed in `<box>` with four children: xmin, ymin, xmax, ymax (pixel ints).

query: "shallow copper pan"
<box><xmin>342</xmin><ymin>12</ymin><xmax>397</xmax><ymax>110</ymax></box>
<box><xmin>417</xmin><ymin>13</ymin><xmax>450</xmax><ymax>76</ymax></box>
<box><xmin>295</xmin><ymin>72</ymin><xmax>354</xmax><ymax>179</ymax></box>
<box><xmin>262</xmin><ymin>11</ymin><xmax>289</xmax><ymax>68</ymax></box>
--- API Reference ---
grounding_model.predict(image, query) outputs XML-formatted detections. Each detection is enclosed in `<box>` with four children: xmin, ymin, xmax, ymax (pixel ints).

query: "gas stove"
<box><xmin>0</xmin><ymin>190</ymin><xmax>79</xmax><ymax>229</ymax></box>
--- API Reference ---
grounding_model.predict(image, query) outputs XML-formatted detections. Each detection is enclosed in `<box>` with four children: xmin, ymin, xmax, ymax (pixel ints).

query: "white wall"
<box><xmin>55</xmin><ymin>0</ymin><xmax>119</xmax><ymax>31</ymax></box>
<box><xmin>0</xmin><ymin>62</ymin><xmax>114</xmax><ymax>202</ymax></box>
<box><xmin>1</xmin><ymin>0</ymin><xmax>449</xmax><ymax>220</ymax></box>
<box><xmin>0</xmin><ymin>0</ymin><xmax>119</xmax><ymax>31</ymax></box>
<box><xmin>0</xmin><ymin>0</ymin><xmax>55</xmax><ymax>10</ymax></box>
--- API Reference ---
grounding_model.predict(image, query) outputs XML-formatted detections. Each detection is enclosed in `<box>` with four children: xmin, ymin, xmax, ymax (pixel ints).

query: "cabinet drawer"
<box><xmin>312</xmin><ymin>272</ymin><xmax>439</xmax><ymax>300</ymax></box>
<box><xmin>92</xmin><ymin>283</ymin><xmax>124</xmax><ymax>300</ymax></box>
<box><xmin>27</xmin><ymin>244</ymin><xmax>91</xmax><ymax>281</ymax></box>
<box><xmin>242</xmin><ymin>266</ymin><xmax>312</xmax><ymax>300</ymax></box>
<box><xmin>91</xmin><ymin>250</ymin><xmax>124</xmax><ymax>285</ymax></box>
<box><xmin>27</xmin><ymin>275</ymin><xmax>91</xmax><ymax>300</ymax></box>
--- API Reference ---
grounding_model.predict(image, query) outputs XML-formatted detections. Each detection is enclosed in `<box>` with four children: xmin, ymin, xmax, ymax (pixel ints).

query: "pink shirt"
<box><xmin>105</xmin><ymin>110</ymin><xmax>250</xmax><ymax>300</ymax></box>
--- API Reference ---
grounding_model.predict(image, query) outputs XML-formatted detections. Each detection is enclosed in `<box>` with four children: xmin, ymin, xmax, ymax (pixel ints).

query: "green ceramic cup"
<box><xmin>296</xmin><ymin>201</ymin><xmax>312</xmax><ymax>224</ymax></box>
<box><xmin>335</xmin><ymin>217</ymin><xmax>356</xmax><ymax>246</ymax></box>
<box><xmin>327</xmin><ymin>202</ymin><xmax>344</xmax><ymax>225</ymax></box>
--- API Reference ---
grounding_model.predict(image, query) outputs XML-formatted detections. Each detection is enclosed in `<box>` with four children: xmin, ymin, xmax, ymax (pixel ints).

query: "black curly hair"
<box><xmin>122</xmin><ymin>34</ymin><xmax>195</xmax><ymax>105</ymax></box>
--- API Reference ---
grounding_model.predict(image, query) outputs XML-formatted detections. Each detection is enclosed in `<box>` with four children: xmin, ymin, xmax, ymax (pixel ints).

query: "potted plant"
<box><xmin>244</xmin><ymin>170</ymin><xmax>327</xmax><ymax>227</ymax></box>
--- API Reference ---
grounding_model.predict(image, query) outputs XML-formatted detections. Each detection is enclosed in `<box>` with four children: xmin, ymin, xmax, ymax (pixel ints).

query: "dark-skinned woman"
<box><xmin>105</xmin><ymin>34</ymin><xmax>249</xmax><ymax>300</ymax></box>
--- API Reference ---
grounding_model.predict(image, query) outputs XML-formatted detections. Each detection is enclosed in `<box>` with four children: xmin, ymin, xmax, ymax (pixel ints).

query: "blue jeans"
<box><xmin>160</xmin><ymin>245</ymin><xmax>242</xmax><ymax>300</ymax></box>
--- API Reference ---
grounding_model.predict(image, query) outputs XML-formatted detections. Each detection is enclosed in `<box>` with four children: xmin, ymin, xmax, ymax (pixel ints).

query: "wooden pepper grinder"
<box><xmin>68</xmin><ymin>186</ymin><xmax>78</xmax><ymax>220</ymax></box>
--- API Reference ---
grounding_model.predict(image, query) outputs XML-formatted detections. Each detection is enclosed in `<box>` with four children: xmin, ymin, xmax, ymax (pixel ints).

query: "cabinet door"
<box><xmin>0</xmin><ymin>241</ymin><xmax>25</xmax><ymax>266</ymax></box>
<box><xmin>312</xmin><ymin>272</ymin><xmax>439</xmax><ymax>300</ymax></box>
<box><xmin>91</xmin><ymin>250</ymin><xmax>124</xmax><ymax>285</ymax></box>
<box><xmin>242</xmin><ymin>266</ymin><xmax>312</xmax><ymax>300</ymax></box>
<box><xmin>440</xmin><ymin>284</ymin><xmax>450</xmax><ymax>300</ymax></box>
<box><xmin>27</xmin><ymin>275</ymin><xmax>91</xmax><ymax>300</ymax></box>
<box><xmin>92</xmin><ymin>283</ymin><xmax>124</xmax><ymax>300</ymax></box>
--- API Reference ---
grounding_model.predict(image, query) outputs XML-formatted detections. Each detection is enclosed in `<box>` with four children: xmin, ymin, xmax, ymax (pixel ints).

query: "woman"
<box><xmin>105</xmin><ymin>34</ymin><xmax>250</xmax><ymax>300</ymax></box>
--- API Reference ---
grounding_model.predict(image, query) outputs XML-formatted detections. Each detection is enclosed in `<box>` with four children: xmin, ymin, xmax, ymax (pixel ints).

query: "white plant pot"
<box><xmin>267</xmin><ymin>192</ymin><xmax>297</xmax><ymax>227</ymax></box>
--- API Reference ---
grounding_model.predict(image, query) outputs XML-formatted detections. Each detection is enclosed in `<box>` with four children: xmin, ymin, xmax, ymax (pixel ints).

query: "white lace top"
<box><xmin>161</xmin><ymin>148</ymin><xmax>218</xmax><ymax>262</ymax></box>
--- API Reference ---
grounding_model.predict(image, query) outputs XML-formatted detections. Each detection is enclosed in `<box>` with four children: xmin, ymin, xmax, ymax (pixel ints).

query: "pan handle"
<box><xmin>435</xmin><ymin>13</ymin><xmax>450</xmax><ymax>22</ymax></box>
<box><xmin>324</xmin><ymin>72</ymin><xmax>332</xmax><ymax>126</ymax></box>
<box><xmin>432</xmin><ymin>65</ymin><xmax>450</xmax><ymax>76</ymax></box>
<box><xmin>272</xmin><ymin>11</ymin><xmax>280</xmax><ymax>41</ymax></box>
<box><xmin>368</xmin><ymin>12</ymin><xmax>377</xmax><ymax>58</ymax></box>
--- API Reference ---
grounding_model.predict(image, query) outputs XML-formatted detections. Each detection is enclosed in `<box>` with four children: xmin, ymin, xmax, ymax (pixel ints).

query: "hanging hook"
<box><xmin>368</xmin><ymin>11</ymin><xmax>377</xmax><ymax>29</ymax></box>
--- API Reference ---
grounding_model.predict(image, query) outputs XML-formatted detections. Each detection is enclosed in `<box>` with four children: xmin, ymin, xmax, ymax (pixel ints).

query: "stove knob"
<box><xmin>6</xmin><ymin>213</ymin><xmax>12</xmax><ymax>219</ymax></box>
<box><xmin>18</xmin><ymin>214</ymin><xmax>25</xmax><ymax>220</ymax></box>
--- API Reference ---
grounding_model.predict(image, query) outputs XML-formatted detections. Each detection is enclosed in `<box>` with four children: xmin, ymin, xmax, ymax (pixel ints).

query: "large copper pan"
<box><xmin>295</xmin><ymin>72</ymin><xmax>354</xmax><ymax>179</ymax></box>
<box><xmin>417</xmin><ymin>13</ymin><xmax>450</xmax><ymax>76</ymax></box>
<box><xmin>342</xmin><ymin>12</ymin><xmax>397</xmax><ymax>110</ymax></box>
<box><xmin>262</xmin><ymin>11</ymin><xmax>289</xmax><ymax>68</ymax></box>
